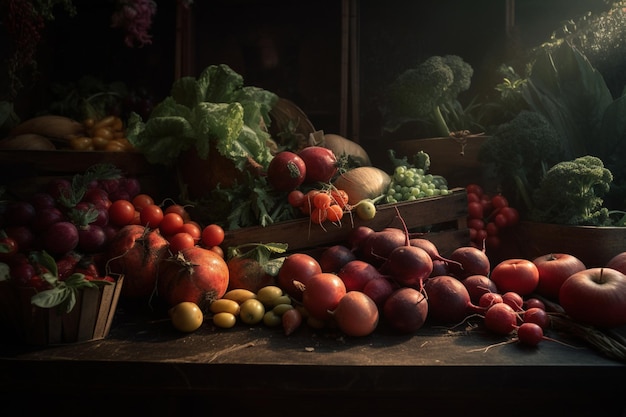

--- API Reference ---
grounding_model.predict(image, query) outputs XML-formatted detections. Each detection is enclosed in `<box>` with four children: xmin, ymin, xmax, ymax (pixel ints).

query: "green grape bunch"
<box><xmin>385</xmin><ymin>165</ymin><xmax>450</xmax><ymax>203</ymax></box>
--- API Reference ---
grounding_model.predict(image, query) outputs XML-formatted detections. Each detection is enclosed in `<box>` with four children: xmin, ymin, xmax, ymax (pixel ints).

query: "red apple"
<box><xmin>489</xmin><ymin>258</ymin><xmax>539</xmax><ymax>296</ymax></box>
<box><xmin>606</xmin><ymin>252</ymin><xmax>626</xmax><ymax>275</ymax></box>
<box><xmin>559</xmin><ymin>267</ymin><xmax>626</xmax><ymax>328</ymax></box>
<box><xmin>532</xmin><ymin>253</ymin><xmax>587</xmax><ymax>299</ymax></box>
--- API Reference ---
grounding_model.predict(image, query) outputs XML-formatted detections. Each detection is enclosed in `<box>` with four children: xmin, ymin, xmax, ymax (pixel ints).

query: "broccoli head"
<box><xmin>530</xmin><ymin>155</ymin><xmax>613</xmax><ymax>226</ymax></box>
<box><xmin>381</xmin><ymin>55</ymin><xmax>473</xmax><ymax>137</ymax></box>
<box><xmin>478</xmin><ymin>110</ymin><xmax>566</xmax><ymax>213</ymax></box>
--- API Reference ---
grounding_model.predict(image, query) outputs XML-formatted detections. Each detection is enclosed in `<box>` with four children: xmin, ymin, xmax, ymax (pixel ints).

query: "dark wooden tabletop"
<box><xmin>1</xmin><ymin>299</ymin><xmax>625</xmax><ymax>417</ymax></box>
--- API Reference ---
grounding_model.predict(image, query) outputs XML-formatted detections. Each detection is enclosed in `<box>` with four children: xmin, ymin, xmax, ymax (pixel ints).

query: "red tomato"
<box><xmin>491</xmin><ymin>194</ymin><xmax>509</xmax><ymax>209</ymax></box>
<box><xmin>180</xmin><ymin>222</ymin><xmax>202</xmax><ymax>243</ymax></box>
<box><xmin>201</xmin><ymin>224</ymin><xmax>225</xmax><ymax>247</ymax></box>
<box><xmin>165</xmin><ymin>204</ymin><xmax>191</xmax><ymax>222</ymax></box>
<box><xmin>159</xmin><ymin>212</ymin><xmax>185</xmax><ymax>236</ymax></box>
<box><xmin>132</xmin><ymin>193</ymin><xmax>155</xmax><ymax>211</ymax></box>
<box><xmin>287</xmin><ymin>190</ymin><xmax>305</xmax><ymax>208</ymax></box>
<box><xmin>168</xmin><ymin>232</ymin><xmax>196</xmax><ymax>253</ymax></box>
<box><xmin>499</xmin><ymin>206</ymin><xmax>520</xmax><ymax>226</ymax></box>
<box><xmin>467</xmin><ymin>218</ymin><xmax>485</xmax><ymax>231</ymax></box>
<box><xmin>490</xmin><ymin>258</ymin><xmax>540</xmax><ymax>296</ymax></box>
<box><xmin>301</xmin><ymin>273</ymin><xmax>347</xmax><ymax>321</ymax></box>
<box><xmin>467</xmin><ymin>201</ymin><xmax>483</xmax><ymax>219</ymax></box>
<box><xmin>109</xmin><ymin>199</ymin><xmax>136</xmax><ymax>226</ymax></box>
<box><xmin>466</xmin><ymin>192</ymin><xmax>481</xmax><ymax>203</ymax></box>
<box><xmin>277</xmin><ymin>253</ymin><xmax>322</xmax><ymax>300</ymax></box>
<box><xmin>140</xmin><ymin>204</ymin><xmax>164</xmax><ymax>228</ymax></box>
<box><xmin>466</xmin><ymin>183</ymin><xmax>483</xmax><ymax>197</ymax></box>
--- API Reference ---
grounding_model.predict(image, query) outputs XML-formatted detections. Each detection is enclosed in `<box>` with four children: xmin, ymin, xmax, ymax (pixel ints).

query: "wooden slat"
<box><xmin>222</xmin><ymin>188</ymin><xmax>469</xmax><ymax>253</ymax></box>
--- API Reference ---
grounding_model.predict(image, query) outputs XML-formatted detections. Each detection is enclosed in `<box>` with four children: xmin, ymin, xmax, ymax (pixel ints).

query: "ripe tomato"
<box><xmin>165</xmin><ymin>204</ymin><xmax>191</xmax><ymax>222</ymax></box>
<box><xmin>168</xmin><ymin>232</ymin><xmax>196</xmax><ymax>253</ymax></box>
<box><xmin>109</xmin><ymin>199</ymin><xmax>136</xmax><ymax>226</ymax></box>
<box><xmin>159</xmin><ymin>212</ymin><xmax>185</xmax><ymax>236</ymax></box>
<box><xmin>287</xmin><ymin>190</ymin><xmax>305</xmax><ymax>208</ymax></box>
<box><xmin>277</xmin><ymin>253</ymin><xmax>322</xmax><ymax>300</ymax></box>
<box><xmin>302</xmin><ymin>273</ymin><xmax>347</xmax><ymax>321</ymax></box>
<box><xmin>490</xmin><ymin>258</ymin><xmax>539</xmax><ymax>296</ymax></box>
<box><xmin>465</xmin><ymin>183</ymin><xmax>483</xmax><ymax>197</ymax></box>
<box><xmin>132</xmin><ymin>194</ymin><xmax>155</xmax><ymax>211</ymax></box>
<box><xmin>180</xmin><ymin>222</ymin><xmax>202</xmax><ymax>243</ymax></box>
<box><xmin>140</xmin><ymin>204</ymin><xmax>164</xmax><ymax>228</ymax></box>
<box><xmin>491</xmin><ymin>194</ymin><xmax>509</xmax><ymax>209</ymax></box>
<box><xmin>467</xmin><ymin>201</ymin><xmax>483</xmax><ymax>219</ymax></box>
<box><xmin>499</xmin><ymin>206</ymin><xmax>520</xmax><ymax>226</ymax></box>
<box><xmin>201</xmin><ymin>224</ymin><xmax>225</xmax><ymax>247</ymax></box>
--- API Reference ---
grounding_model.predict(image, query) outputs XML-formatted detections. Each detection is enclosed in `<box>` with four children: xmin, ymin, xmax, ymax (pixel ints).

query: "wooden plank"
<box><xmin>222</xmin><ymin>188</ymin><xmax>468</xmax><ymax>252</ymax></box>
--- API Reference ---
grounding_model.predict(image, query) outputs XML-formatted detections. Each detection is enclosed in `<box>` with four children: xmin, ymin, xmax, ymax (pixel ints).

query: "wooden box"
<box><xmin>0</xmin><ymin>276</ymin><xmax>124</xmax><ymax>345</ymax></box>
<box><xmin>0</xmin><ymin>150</ymin><xmax>176</xmax><ymax>202</ymax></box>
<box><xmin>222</xmin><ymin>188</ymin><xmax>469</xmax><ymax>256</ymax></box>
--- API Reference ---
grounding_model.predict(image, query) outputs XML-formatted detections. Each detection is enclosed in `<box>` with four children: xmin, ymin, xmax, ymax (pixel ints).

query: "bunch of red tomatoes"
<box><xmin>465</xmin><ymin>184</ymin><xmax>520</xmax><ymax>250</ymax></box>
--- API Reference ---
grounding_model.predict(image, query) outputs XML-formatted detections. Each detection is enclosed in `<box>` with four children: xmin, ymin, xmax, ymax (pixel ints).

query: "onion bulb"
<box><xmin>333</xmin><ymin>166</ymin><xmax>392</xmax><ymax>205</ymax></box>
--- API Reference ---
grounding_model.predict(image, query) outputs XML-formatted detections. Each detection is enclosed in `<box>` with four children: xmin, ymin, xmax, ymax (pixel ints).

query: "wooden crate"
<box><xmin>0</xmin><ymin>150</ymin><xmax>176</xmax><ymax>201</ymax></box>
<box><xmin>0</xmin><ymin>275</ymin><xmax>124</xmax><ymax>345</ymax></box>
<box><xmin>222</xmin><ymin>188</ymin><xmax>469</xmax><ymax>256</ymax></box>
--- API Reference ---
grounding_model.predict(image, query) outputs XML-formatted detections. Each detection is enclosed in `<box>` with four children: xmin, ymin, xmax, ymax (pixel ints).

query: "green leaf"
<box><xmin>64</xmin><ymin>273</ymin><xmax>97</xmax><ymax>289</ymax></box>
<box><xmin>31</xmin><ymin>287</ymin><xmax>71</xmax><ymax>309</ymax></box>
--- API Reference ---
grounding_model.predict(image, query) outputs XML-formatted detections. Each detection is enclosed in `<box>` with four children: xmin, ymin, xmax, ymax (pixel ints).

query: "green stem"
<box><xmin>432</xmin><ymin>105</ymin><xmax>450</xmax><ymax>137</ymax></box>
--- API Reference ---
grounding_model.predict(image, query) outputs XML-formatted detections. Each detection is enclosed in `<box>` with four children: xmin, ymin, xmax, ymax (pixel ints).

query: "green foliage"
<box><xmin>381</xmin><ymin>55</ymin><xmax>474</xmax><ymax>137</ymax></box>
<box><xmin>478</xmin><ymin>110</ymin><xmax>566</xmax><ymax>213</ymax></box>
<box><xmin>126</xmin><ymin>64</ymin><xmax>278</xmax><ymax>171</ymax></box>
<box><xmin>530</xmin><ymin>155</ymin><xmax>613</xmax><ymax>226</ymax></box>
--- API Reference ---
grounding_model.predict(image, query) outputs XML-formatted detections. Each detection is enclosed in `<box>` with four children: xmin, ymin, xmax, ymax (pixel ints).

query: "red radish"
<box><xmin>383</xmin><ymin>287</ymin><xmax>428</xmax><ymax>333</ymax></box>
<box><xmin>484</xmin><ymin>302</ymin><xmax>518</xmax><ymax>335</ymax></box>
<box><xmin>331</xmin><ymin>291</ymin><xmax>379</xmax><ymax>337</ymax></box>
<box><xmin>347</xmin><ymin>226</ymin><xmax>375</xmax><ymax>254</ymax></box>
<box><xmin>478</xmin><ymin>291</ymin><xmax>503</xmax><ymax>309</ymax></box>
<box><xmin>362</xmin><ymin>276</ymin><xmax>395</xmax><ymax>308</ymax></box>
<box><xmin>409</xmin><ymin>238</ymin><xmax>462</xmax><ymax>268</ymax></box>
<box><xmin>267</xmin><ymin>151</ymin><xmax>307</xmax><ymax>191</ymax></box>
<box><xmin>298</xmin><ymin>146</ymin><xmax>339</xmax><ymax>183</ymax></box>
<box><xmin>447</xmin><ymin>246</ymin><xmax>490</xmax><ymax>279</ymax></box>
<box><xmin>337</xmin><ymin>259</ymin><xmax>382</xmax><ymax>292</ymax></box>
<box><xmin>319</xmin><ymin>244</ymin><xmax>357</xmax><ymax>273</ymax></box>
<box><xmin>107</xmin><ymin>224</ymin><xmax>169</xmax><ymax>298</ymax></box>
<box><xmin>462</xmin><ymin>274</ymin><xmax>498</xmax><ymax>304</ymax></box>
<box><xmin>516</xmin><ymin>322</ymin><xmax>544</xmax><ymax>346</ymax></box>
<box><xmin>360</xmin><ymin>228</ymin><xmax>406</xmax><ymax>266</ymax></box>
<box><xmin>423</xmin><ymin>275</ymin><xmax>483</xmax><ymax>324</ymax></box>
<box><xmin>501</xmin><ymin>291</ymin><xmax>524</xmax><ymax>311</ymax></box>
<box><xmin>522</xmin><ymin>307</ymin><xmax>550</xmax><ymax>329</ymax></box>
<box><xmin>524</xmin><ymin>298</ymin><xmax>546</xmax><ymax>311</ymax></box>
<box><xmin>157</xmin><ymin>246</ymin><xmax>229</xmax><ymax>309</ymax></box>
<box><xmin>381</xmin><ymin>245</ymin><xmax>433</xmax><ymax>289</ymax></box>
<box><xmin>282</xmin><ymin>308</ymin><xmax>303</xmax><ymax>336</ymax></box>
<box><xmin>430</xmin><ymin>259</ymin><xmax>449</xmax><ymax>277</ymax></box>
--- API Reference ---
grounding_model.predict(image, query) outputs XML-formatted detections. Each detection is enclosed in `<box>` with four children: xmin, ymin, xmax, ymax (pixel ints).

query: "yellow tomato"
<box><xmin>169</xmin><ymin>301</ymin><xmax>204</xmax><ymax>333</ymax></box>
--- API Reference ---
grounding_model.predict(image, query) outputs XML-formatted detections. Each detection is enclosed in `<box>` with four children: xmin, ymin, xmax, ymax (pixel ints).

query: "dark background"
<box><xmin>2</xmin><ymin>0</ymin><xmax>621</xmax><ymax>140</ymax></box>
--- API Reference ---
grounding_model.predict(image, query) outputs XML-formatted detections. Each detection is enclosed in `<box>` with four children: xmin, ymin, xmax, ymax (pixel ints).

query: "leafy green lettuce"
<box><xmin>126</xmin><ymin>64</ymin><xmax>278</xmax><ymax>171</ymax></box>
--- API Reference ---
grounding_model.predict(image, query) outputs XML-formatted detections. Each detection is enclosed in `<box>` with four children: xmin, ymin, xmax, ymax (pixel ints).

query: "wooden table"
<box><xmin>1</xmin><ymin>300</ymin><xmax>625</xmax><ymax>417</ymax></box>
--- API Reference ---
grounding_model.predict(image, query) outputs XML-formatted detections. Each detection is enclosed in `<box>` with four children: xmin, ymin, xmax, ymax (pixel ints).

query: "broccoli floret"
<box><xmin>381</xmin><ymin>55</ymin><xmax>473</xmax><ymax>137</ymax></box>
<box><xmin>530</xmin><ymin>155</ymin><xmax>613</xmax><ymax>226</ymax></box>
<box><xmin>478</xmin><ymin>110</ymin><xmax>566</xmax><ymax>213</ymax></box>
